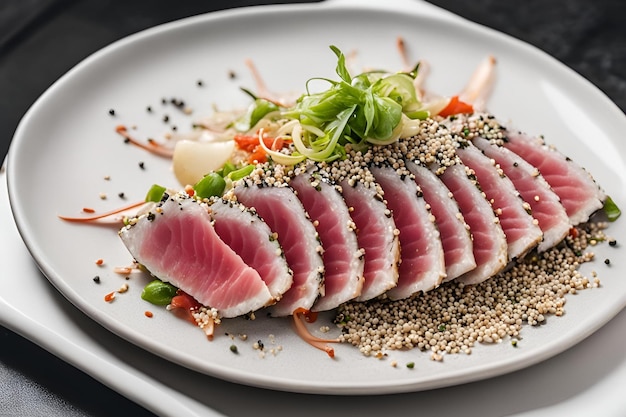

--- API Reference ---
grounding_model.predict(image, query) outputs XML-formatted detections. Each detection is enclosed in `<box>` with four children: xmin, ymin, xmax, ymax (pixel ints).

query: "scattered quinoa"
<box><xmin>335</xmin><ymin>221</ymin><xmax>609</xmax><ymax>358</ymax></box>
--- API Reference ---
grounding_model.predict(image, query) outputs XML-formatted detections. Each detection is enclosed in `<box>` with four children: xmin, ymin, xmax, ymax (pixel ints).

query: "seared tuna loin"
<box><xmin>407</xmin><ymin>160</ymin><xmax>476</xmax><ymax>281</ymax></box>
<box><xmin>437</xmin><ymin>163</ymin><xmax>508</xmax><ymax>285</ymax></box>
<box><xmin>234</xmin><ymin>181</ymin><xmax>324</xmax><ymax>317</ymax></box>
<box><xmin>371</xmin><ymin>164</ymin><xmax>446</xmax><ymax>299</ymax></box>
<box><xmin>209</xmin><ymin>198</ymin><xmax>293</xmax><ymax>303</ymax></box>
<box><xmin>456</xmin><ymin>143</ymin><xmax>543</xmax><ymax>260</ymax></box>
<box><xmin>472</xmin><ymin>136</ymin><xmax>570</xmax><ymax>252</ymax></box>
<box><xmin>340</xmin><ymin>175</ymin><xmax>400</xmax><ymax>301</ymax></box>
<box><xmin>501</xmin><ymin>130</ymin><xmax>605</xmax><ymax>225</ymax></box>
<box><xmin>119</xmin><ymin>193</ymin><xmax>273</xmax><ymax>318</ymax></box>
<box><xmin>290</xmin><ymin>168</ymin><xmax>365</xmax><ymax>311</ymax></box>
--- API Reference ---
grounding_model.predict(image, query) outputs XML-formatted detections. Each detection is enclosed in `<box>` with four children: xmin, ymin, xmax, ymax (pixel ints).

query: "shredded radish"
<box><xmin>459</xmin><ymin>55</ymin><xmax>497</xmax><ymax>111</ymax></box>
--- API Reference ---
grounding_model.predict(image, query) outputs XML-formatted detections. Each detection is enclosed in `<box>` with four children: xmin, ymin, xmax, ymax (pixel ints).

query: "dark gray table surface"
<box><xmin>1</xmin><ymin>1</ymin><xmax>625</xmax><ymax>416</ymax></box>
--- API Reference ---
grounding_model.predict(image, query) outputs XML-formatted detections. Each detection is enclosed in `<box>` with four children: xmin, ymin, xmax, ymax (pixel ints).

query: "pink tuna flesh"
<box><xmin>407</xmin><ymin>160</ymin><xmax>476</xmax><ymax>281</ymax></box>
<box><xmin>473</xmin><ymin>137</ymin><xmax>570</xmax><ymax>252</ymax></box>
<box><xmin>210</xmin><ymin>199</ymin><xmax>293</xmax><ymax>302</ymax></box>
<box><xmin>235</xmin><ymin>183</ymin><xmax>324</xmax><ymax>317</ymax></box>
<box><xmin>118</xmin><ymin>194</ymin><xmax>273</xmax><ymax>318</ymax></box>
<box><xmin>371</xmin><ymin>165</ymin><xmax>446</xmax><ymax>299</ymax></box>
<box><xmin>290</xmin><ymin>171</ymin><xmax>365</xmax><ymax>311</ymax></box>
<box><xmin>340</xmin><ymin>177</ymin><xmax>400</xmax><ymax>301</ymax></box>
<box><xmin>502</xmin><ymin>130</ymin><xmax>605</xmax><ymax>225</ymax></box>
<box><xmin>438</xmin><ymin>163</ymin><xmax>508</xmax><ymax>284</ymax></box>
<box><xmin>457</xmin><ymin>143</ymin><xmax>543</xmax><ymax>260</ymax></box>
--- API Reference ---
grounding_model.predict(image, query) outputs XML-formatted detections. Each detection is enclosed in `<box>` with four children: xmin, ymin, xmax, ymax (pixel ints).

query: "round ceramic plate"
<box><xmin>7</xmin><ymin>0</ymin><xmax>626</xmax><ymax>395</ymax></box>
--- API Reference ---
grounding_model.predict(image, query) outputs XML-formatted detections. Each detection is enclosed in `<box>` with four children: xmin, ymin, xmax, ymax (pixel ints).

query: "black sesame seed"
<box><xmin>609</xmin><ymin>239</ymin><xmax>617</xmax><ymax>247</ymax></box>
<box><xmin>163</xmin><ymin>115</ymin><xmax>169</xmax><ymax>123</ymax></box>
<box><xmin>118</xmin><ymin>192</ymin><xmax>125</xmax><ymax>199</ymax></box>
<box><xmin>139</xmin><ymin>161</ymin><xmax>145</xmax><ymax>169</ymax></box>
<box><xmin>604</xmin><ymin>258</ymin><xmax>611</xmax><ymax>265</ymax></box>
<box><xmin>93</xmin><ymin>276</ymin><xmax>101</xmax><ymax>283</ymax></box>
<box><xmin>108</xmin><ymin>109</ymin><xmax>115</xmax><ymax>116</ymax></box>
<box><xmin>197</xmin><ymin>80</ymin><xmax>204</xmax><ymax>86</ymax></box>
<box><xmin>146</xmin><ymin>106</ymin><xmax>152</xmax><ymax>113</ymax></box>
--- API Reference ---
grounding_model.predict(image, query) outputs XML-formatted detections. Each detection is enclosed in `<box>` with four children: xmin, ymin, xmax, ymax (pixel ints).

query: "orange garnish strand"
<box><xmin>58</xmin><ymin>200</ymin><xmax>146</xmax><ymax>222</ymax></box>
<box><xmin>104</xmin><ymin>291</ymin><xmax>116</xmax><ymax>302</ymax></box>
<box><xmin>292</xmin><ymin>308</ymin><xmax>339</xmax><ymax>358</ymax></box>
<box><xmin>145</xmin><ymin>311</ymin><xmax>154</xmax><ymax>318</ymax></box>
<box><xmin>116</xmin><ymin>125</ymin><xmax>174</xmax><ymax>158</ymax></box>
<box><xmin>95</xmin><ymin>258</ymin><xmax>104</xmax><ymax>266</ymax></box>
<box><xmin>82</xmin><ymin>207</ymin><xmax>96</xmax><ymax>213</ymax></box>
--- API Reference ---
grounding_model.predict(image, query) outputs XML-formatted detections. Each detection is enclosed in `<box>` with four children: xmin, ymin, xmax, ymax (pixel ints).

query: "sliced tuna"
<box><xmin>406</xmin><ymin>160</ymin><xmax>476</xmax><ymax>281</ymax></box>
<box><xmin>501</xmin><ymin>130</ymin><xmax>605</xmax><ymax>225</ymax></box>
<box><xmin>339</xmin><ymin>174</ymin><xmax>400</xmax><ymax>301</ymax></box>
<box><xmin>437</xmin><ymin>162</ymin><xmax>508</xmax><ymax>284</ymax></box>
<box><xmin>118</xmin><ymin>193</ymin><xmax>273</xmax><ymax>318</ymax></box>
<box><xmin>290</xmin><ymin>168</ymin><xmax>365</xmax><ymax>311</ymax></box>
<box><xmin>473</xmin><ymin>136</ymin><xmax>570</xmax><ymax>252</ymax></box>
<box><xmin>234</xmin><ymin>181</ymin><xmax>324</xmax><ymax>317</ymax></box>
<box><xmin>209</xmin><ymin>198</ymin><xmax>293</xmax><ymax>303</ymax></box>
<box><xmin>456</xmin><ymin>143</ymin><xmax>543</xmax><ymax>260</ymax></box>
<box><xmin>370</xmin><ymin>164</ymin><xmax>446</xmax><ymax>299</ymax></box>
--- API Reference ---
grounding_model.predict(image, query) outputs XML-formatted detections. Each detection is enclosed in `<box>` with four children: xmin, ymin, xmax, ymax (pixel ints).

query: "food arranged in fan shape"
<box><xmin>65</xmin><ymin>44</ymin><xmax>621</xmax><ymax>359</ymax></box>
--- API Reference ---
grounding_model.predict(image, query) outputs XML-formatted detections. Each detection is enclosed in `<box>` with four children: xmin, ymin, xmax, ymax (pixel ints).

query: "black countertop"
<box><xmin>1</xmin><ymin>1</ymin><xmax>625</xmax><ymax>416</ymax></box>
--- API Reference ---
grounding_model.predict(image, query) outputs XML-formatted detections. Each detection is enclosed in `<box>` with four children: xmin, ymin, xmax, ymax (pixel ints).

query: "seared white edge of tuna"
<box><xmin>209</xmin><ymin>198</ymin><xmax>293</xmax><ymax>302</ymax></box>
<box><xmin>289</xmin><ymin>168</ymin><xmax>365</xmax><ymax>312</ymax></box>
<box><xmin>456</xmin><ymin>143</ymin><xmax>543</xmax><ymax>261</ymax></box>
<box><xmin>233</xmin><ymin>180</ymin><xmax>324</xmax><ymax>317</ymax></box>
<box><xmin>472</xmin><ymin>136</ymin><xmax>571</xmax><ymax>252</ymax></box>
<box><xmin>371</xmin><ymin>164</ymin><xmax>446</xmax><ymax>299</ymax></box>
<box><xmin>117</xmin><ymin>112</ymin><xmax>611</xmax><ymax>319</ymax></box>
<box><xmin>436</xmin><ymin>163</ymin><xmax>508</xmax><ymax>285</ymax></box>
<box><xmin>406</xmin><ymin>160</ymin><xmax>476</xmax><ymax>281</ymax></box>
<box><xmin>119</xmin><ymin>192</ymin><xmax>273</xmax><ymax>318</ymax></box>
<box><xmin>340</xmin><ymin>175</ymin><xmax>401</xmax><ymax>302</ymax></box>
<box><xmin>499</xmin><ymin>129</ymin><xmax>605</xmax><ymax>225</ymax></box>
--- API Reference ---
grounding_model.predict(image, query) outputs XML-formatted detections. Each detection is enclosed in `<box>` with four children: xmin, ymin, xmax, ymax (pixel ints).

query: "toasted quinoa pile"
<box><xmin>335</xmin><ymin>221</ymin><xmax>612</xmax><ymax>359</ymax></box>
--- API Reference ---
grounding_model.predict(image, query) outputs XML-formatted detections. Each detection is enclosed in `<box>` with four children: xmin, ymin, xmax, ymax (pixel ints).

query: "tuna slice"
<box><xmin>473</xmin><ymin>137</ymin><xmax>570</xmax><ymax>252</ymax></box>
<box><xmin>234</xmin><ymin>182</ymin><xmax>324</xmax><ymax>317</ymax></box>
<box><xmin>456</xmin><ymin>143</ymin><xmax>543</xmax><ymax>261</ymax></box>
<box><xmin>502</xmin><ymin>130</ymin><xmax>605</xmax><ymax>225</ymax></box>
<box><xmin>209</xmin><ymin>199</ymin><xmax>293</xmax><ymax>303</ymax></box>
<box><xmin>340</xmin><ymin>176</ymin><xmax>400</xmax><ymax>301</ymax></box>
<box><xmin>371</xmin><ymin>165</ymin><xmax>446</xmax><ymax>299</ymax></box>
<box><xmin>406</xmin><ymin>160</ymin><xmax>476</xmax><ymax>281</ymax></box>
<box><xmin>437</xmin><ymin>163</ymin><xmax>508</xmax><ymax>284</ymax></box>
<box><xmin>118</xmin><ymin>193</ymin><xmax>273</xmax><ymax>318</ymax></box>
<box><xmin>290</xmin><ymin>170</ymin><xmax>365</xmax><ymax>311</ymax></box>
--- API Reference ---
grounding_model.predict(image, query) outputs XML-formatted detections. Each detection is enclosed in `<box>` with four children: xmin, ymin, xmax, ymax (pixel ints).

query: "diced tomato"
<box><xmin>233</xmin><ymin>135</ymin><xmax>259</xmax><ymax>152</ymax></box>
<box><xmin>438</xmin><ymin>95</ymin><xmax>474</xmax><ymax>117</ymax></box>
<box><xmin>170</xmin><ymin>290</ymin><xmax>201</xmax><ymax>324</ymax></box>
<box><xmin>234</xmin><ymin>134</ymin><xmax>286</xmax><ymax>164</ymax></box>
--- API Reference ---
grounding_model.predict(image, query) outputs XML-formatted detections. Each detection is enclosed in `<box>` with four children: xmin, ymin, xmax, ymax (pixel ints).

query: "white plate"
<box><xmin>7</xmin><ymin>0</ymin><xmax>626</xmax><ymax>395</ymax></box>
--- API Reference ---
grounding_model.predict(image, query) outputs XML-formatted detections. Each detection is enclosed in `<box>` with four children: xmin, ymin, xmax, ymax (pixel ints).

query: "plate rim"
<box><xmin>7</xmin><ymin>0</ymin><xmax>626</xmax><ymax>395</ymax></box>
